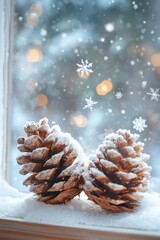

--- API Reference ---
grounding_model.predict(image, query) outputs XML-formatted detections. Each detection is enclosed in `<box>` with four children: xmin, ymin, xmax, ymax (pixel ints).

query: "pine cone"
<box><xmin>17</xmin><ymin>118</ymin><xmax>85</xmax><ymax>204</ymax></box>
<box><xmin>83</xmin><ymin>129</ymin><xmax>151</xmax><ymax>212</ymax></box>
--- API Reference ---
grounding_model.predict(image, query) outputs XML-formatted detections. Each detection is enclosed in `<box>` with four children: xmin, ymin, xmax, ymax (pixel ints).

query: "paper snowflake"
<box><xmin>115</xmin><ymin>91</ymin><xmax>123</xmax><ymax>99</ymax></box>
<box><xmin>83</xmin><ymin>98</ymin><xmax>97</xmax><ymax>111</ymax></box>
<box><xmin>147</xmin><ymin>88</ymin><xmax>160</xmax><ymax>101</ymax></box>
<box><xmin>132</xmin><ymin>117</ymin><xmax>147</xmax><ymax>133</ymax></box>
<box><xmin>76</xmin><ymin>59</ymin><xmax>93</xmax><ymax>77</ymax></box>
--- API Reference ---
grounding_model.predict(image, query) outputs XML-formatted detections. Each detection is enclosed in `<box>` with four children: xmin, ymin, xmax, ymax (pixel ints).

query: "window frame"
<box><xmin>0</xmin><ymin>0</ymin><xmax>13</xmax><ymax>180</ymax></box>
<box><xmin>0</xmin><ymin>1</ymin><xmax>159</xmax><ymax>239</ymax></box>
<box><xmin>0</xmin><ymin>218</ymin><xmax>159</xmax><ymax>240</ymax></box>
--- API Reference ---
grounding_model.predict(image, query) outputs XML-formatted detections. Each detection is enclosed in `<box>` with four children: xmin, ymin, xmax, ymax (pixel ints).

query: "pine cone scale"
<box><xmin>23</xmin><ymin>174</ymin><xmax>37</xmax><ymax>186</ymax></box>
<box><xmin>24</xmin><ymin>135</ymin><xmax>43</xmax><ymax>151</ymax></box>
<box><xmin>17</xmin><ymin>154</ymin><xmax>31</xmax><ymax>165</ymax></box>
<box><xmin>31</xmin><ymin>147</ymin><xmax>50</xmax><ymax>162</ymax></box>
<box><xmin>23</xmin><ymin>162</ymin><xmax>43</xmax><ymax>174</ymax></box>
<box><xmin>30</xmin><ymin>182</ymin><xmax>50</xmax><ymax>194</ymax></box>
<box><xmin>46</xmin><ymin>188</ymin><xmax>81</xmax><ymax>204</ymax></box>
<box><xmin>44</xmin><ymin>152</ymin><xmax>64</xmax><ymax>168</ymax></box>
<box><xmin>35</xmin><ymin>168</ymin><xmax>57</xmax><ymax>181</ymax></box>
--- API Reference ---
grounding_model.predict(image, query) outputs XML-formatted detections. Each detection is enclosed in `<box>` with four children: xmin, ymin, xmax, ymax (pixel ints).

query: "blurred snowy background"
<box><xmin>10</xmin><ymin>0</ymin><xmax>160</xmax><ymax>190</ymax></box>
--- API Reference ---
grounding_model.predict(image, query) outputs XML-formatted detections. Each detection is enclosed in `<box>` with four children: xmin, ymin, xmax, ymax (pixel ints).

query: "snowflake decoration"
<box><xmin>83</xmin><ymin>98</ymin><xmax>97</xmax><ymax>111</ymax></box>
<box><xmin>132</xmin><ymin>117</ymin><xmax>147</xmax><ymax>133</ymax></box>
<box><xmin>147</xmin><ymin>88</ymin><xmax>160</xmax><ymax>101</ymax></box>
<box><xmin>76</xmin><ymin>59</ymin><xmax>93</xmax><ymax>77</ymax></box>
<box><xmin>115</xmin><ymin>91</ymin><xmax>123</xmax><ymax>99</ymax></box>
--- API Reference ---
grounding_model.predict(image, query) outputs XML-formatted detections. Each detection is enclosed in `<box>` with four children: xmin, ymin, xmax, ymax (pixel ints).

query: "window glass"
<box><xmin>11</xmin><ymin>0</ymin><xmax>160</xmax><ymax>190</ymax></box>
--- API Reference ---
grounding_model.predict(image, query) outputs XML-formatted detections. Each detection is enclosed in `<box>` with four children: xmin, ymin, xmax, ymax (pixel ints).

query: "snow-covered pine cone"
<box><xmin>83</xmin><ymin>129</ymin><xmax>151</xmax><ymax>212</ymax></box>
<box><xmin>17</xmin><ymin>118</ymin><xmax>85</xmax><ymax>204</ymax></box>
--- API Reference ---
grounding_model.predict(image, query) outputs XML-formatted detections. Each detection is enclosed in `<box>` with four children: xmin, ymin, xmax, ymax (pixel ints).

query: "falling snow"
<box><xmin>121</xmin><ymin>109</ymin><xmax>126</xmax><ymax>114</ymax></box>
<box><xmin>130</xmin><ymin>61</ymin><xmax>135</xmax><ymax>65</ymax></box>
<box><xmin>83</xmin><ymin>98</ymin><xmax>98</xmax><ymax>111</ymax></box>
<box><xmin>132</xmin><ymin>117</ymin><xmax>147</xmax><ymax>133</ymax></box>
<box><xmin>141</xmin><ymin>81</ymin><xmax>147</xmax><ymax>88</ymax></box>
<box><xmin>132</xmin><ymin>1</ymin><xmax>138</xmax><ymax>10</ymax></box>
<box><xmin>133</xmin><ymin>4</ymin><xmax>138</xmax><ymax>10</ymax></box>
<box><xmin>40</xmin><ymin>29</ymin><xmax>47</xmax><ymax>36</ymax></box>
<box><xmin>104</xmin><ymin>23</ymin><xmax>115</xmax><ymax>32</ymax></box>
<box><xmin>108</xmin><ymin>108</ymin><xmax>112</xmax><ymax>113</ymax></box>
<box><xmin>115</xmin><ymin>45</ymin><xmax>121</xmax><ymax>51</ymax></box>
<box><xmin>104</xmin><ymin>56</ymin><xmax>108</xmax><ymax>61</ymax></box>
<box><xmin>147</xmin><ymin>88</ymin><xmax>160</xmax><ymax>101</ymax></box>
<box><xmin>76</xmin><ymin>59</ymin><xmax>93</xmax><ymax>77</ymax></box>
<box><xmin>115</xmin><ymin>91</ymin><xmax>123</xmax><ymax>99</ymax></box>
<box><xmin>18</xmin><ymin>16</ymin><xmax>23</xmax><ymax>21</ymax></box>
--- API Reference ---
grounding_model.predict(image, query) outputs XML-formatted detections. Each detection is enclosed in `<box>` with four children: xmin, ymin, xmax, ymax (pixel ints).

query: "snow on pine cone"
<box><xmin>17</xmin><ymin>118</ymin><xmax>85</xmax><ymax>204</ymax></box>
<box><xmin>83</xmin><ymin>129</ymin><xmax>151</xmax><ymax>212</ymax></box>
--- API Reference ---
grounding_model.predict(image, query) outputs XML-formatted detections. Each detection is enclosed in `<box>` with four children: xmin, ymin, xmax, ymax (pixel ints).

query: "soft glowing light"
<box><xmin>36</xmin><ymin>94</ymin><xmax>48</xmax><ymax>107</ymax></box>
<box><xmin>26</xmin><ymin>15</ymin><xmax>39</xmax><ymax>27</ymax></box>
<box><xmin>77</xmin><ymin>70</ymin><xmax>90</xmax><ymax>79</ymax></box>
<box><xmin>27</xmin><ymin>49</ymin><xmax>43</xmax><ymax>62</ymax></box>
<box><xmin>73</xmin><ymin>115</ymin><xmax>88</xmax><ymax>128</ymax></box>
<box><xmin>29</xmin><ymin>3</ymin><xmax>43</xmax><ymax>16</ymax></box>
<box><xmin>104</xmin><ymin>23</ymin><xmax>115</xmax><ymax>32</ymax></box>
<box><xmin>96</xmin><ymin>80</ymin><xmax>113</xmax><ymax>96</ymax></box>
<box><xmin>26</xmin><ymin>4</ymin><xmax>42</xmax><ymax>27</ymax></box>
<box><xmin>151</xmin><ymin>53</ymin><xmax>160</xmax><ymax>67</ymax></box>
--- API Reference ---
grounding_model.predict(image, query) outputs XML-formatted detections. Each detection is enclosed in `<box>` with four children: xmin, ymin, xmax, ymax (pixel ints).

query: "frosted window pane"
<box><xmin>11</xmin><ymin>0</ymin><xmax>160</xmax><ymax>190</ymax></box>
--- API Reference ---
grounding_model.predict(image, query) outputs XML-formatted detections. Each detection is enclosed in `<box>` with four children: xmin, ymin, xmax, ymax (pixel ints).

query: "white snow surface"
<box><xmin>0</xmin><ymin>177</ymin><xmax>160</xmax><ymax>232</ymax></box>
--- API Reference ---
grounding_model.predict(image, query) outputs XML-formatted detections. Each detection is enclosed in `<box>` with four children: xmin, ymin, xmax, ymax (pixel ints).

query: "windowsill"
<box><xmin>0</xmin><ymin>218</ymin><xmax>159</xmax><ymax>240</ymax></box>
<box><xmin>0</xmin><ymin>178</ymin><xmax>160</xmax><ymax>239</ymax></box>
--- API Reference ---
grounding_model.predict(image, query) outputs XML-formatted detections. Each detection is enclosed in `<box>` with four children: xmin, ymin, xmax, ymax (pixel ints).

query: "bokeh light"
<box><xmin>77</xmin><ymin>71</ymin><xmax>90</xmax><ymax>80</ymax></box>
<box><xmin>29</xmin><ymin>3</ymin><xmax>43</xmax><ymax>16</ymax></box>
<box><xmin>96</xmin><ymin>80</ymin><xmax>113</xmax><ymax>96</ymax></box>
<box><xmin>73</xmin><ymin>115</ymin><xmax>88</xmax><ymax>128</ymax></box>
<box><xmin>27</xmin><ymin>48</ymin><xmax>43</xmax><ymax>62</ymax></box>
<box><xmin>35</xmin><ymin>94</ymin><xmax>48</xmax><ymax>107</ymax></box>
<box><xmin>26</xmin><ymin>14</ymin><xmax>39</xmax><ymax>27</ymax></box>
<box><xmin>104</xmin><ymin>23</ymin><xmax>115</xmax><ymax>32</ymax></box>
<box><xmin>151</xmin><ymin>53</ymin><xmax>160</xmax><ymax>67</ymax></box>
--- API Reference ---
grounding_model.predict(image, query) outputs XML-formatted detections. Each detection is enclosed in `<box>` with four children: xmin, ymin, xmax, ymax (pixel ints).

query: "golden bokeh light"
<box><xmin>26</xmin><ymin>15</ymin><xmax>39</xmax><ymax>27</ymax></box>
<box><xmin>77</xmin><ymin>71</ymin><xmax>90</xmax><ymax>80</ymax></box>
<box><xmin>151</xmin><ymin>53</ymin><xmax>160</xmax><ymax>67</ymax></box>
<box><xmin>96</xmin><ymin>80</ymin><xmax>113</xmax><ymax>96</ymax></box>
<box><xmin>73</xmin><ymin>115</ymin><xmax>88</xmax><ymax>128</ymax></box>
<box><xmin>36</xmin><ymin>94</ymin><xmax>48</xmax><ymax>107</ymax></box>
<box><xmin>29</xmin><ymin>3</ymin><xmax>43</xmax><ymax>16</ymax></box>
<box><xmin>27</xmin><ymin>48</ymin><xmax>43</xmax><ymax>62</ymax></box>
<box><xmin>26</xmin><ymin>4</ymin><xmax>43</xmax><ymax>27</ymax></box>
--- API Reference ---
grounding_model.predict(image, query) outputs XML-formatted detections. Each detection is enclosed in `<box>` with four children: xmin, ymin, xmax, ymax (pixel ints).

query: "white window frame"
<box><xmin>0</xmin><ymin>0</ymin><xmax>13</xmax><ymax>179</ymax></box>
<box><xmin>0</xmin><ymin>1</ymin><xmax>159</xmax><ymax>239</ymax></box>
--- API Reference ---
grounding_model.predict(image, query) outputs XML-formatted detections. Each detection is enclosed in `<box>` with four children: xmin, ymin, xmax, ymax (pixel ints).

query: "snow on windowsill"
<box><xmin>0</xmin><ymin>177</ymin><xmax>160</xmax><ymax>232</ymax></box>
